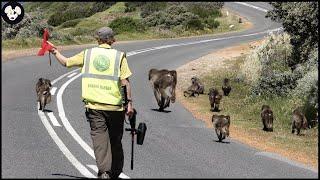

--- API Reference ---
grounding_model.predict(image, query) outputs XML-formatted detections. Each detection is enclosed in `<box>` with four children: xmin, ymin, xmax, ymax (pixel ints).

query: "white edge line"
<box><xmin>37</xmin><ymin>108</ymin><xmax>95</xmax><ymax>178</ymax></box>
<box><xmin>47</xmin><ymin>112</ymin><xmax>61</xmax><ymax>127</ymax></box>
<box><xmin>234</xmin><ymin>2</ymin><xmax>268</xmax><ymax>12</ymax></box>
<box><xmin>67</xmin><ymin>72</ymin><xmax>78</xmax><ymax>78</ymax></box>
<box><xmin>56</xmin><ymin>73</ymin><xmax>96</xmax><ymax>159</ymax></box>
<box><xmin>50</xmin><ymin>87</ymin><xmax>57</xmax><ymax>96</ymax></box>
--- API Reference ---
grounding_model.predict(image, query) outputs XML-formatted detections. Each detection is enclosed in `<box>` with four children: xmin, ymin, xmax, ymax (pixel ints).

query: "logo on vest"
<box><xmin>93</xmin><ymin>55</ymin><xmax>110</xmax><ymax>72</ymax></box>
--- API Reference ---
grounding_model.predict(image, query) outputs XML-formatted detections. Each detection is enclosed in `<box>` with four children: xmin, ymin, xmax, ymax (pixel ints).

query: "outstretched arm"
<box><xmin>47</xmin><ymin>41</ymin><xmax>68</xmax><ymax>67</ymax></box>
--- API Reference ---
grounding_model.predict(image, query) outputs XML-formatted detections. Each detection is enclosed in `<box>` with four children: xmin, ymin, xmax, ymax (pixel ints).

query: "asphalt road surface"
<box><xmin>2</xmin><ymin>2</ymin><xmax>318</xmax><ymax>178</ymax></box>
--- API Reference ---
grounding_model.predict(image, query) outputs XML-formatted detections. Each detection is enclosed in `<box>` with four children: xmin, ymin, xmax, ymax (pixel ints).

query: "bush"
<box><xmin>109</xmin><ymin>17</ymin><xmax>145</xmax><ymax>34</ymax></box>
<box><xmin>60</xmin><ymin>19</ymin><xmax>81</xmax><ymax>28</ymax></box>
<box><xmin>47</xmin><ymin>2</ymin><xmax>115</xmax><ymax>26</ymax></box>
<box><xmin>205</xmin><ymin>17</ymin><xmax>220</xmax><ymax>29</ymax></box>
<box><xmin>140</xmin><ymin>2</ymin><xmax>167</xmax><ymax>18</ymax></box>
<box><xmin>185</xmin><ymin>17</ymin><xmax>204</xmax><ymax>30</ymax></box>
<box><xmin>239</xmin><ymin>32</ymin><xmax>296</xmax><ymax>96</ymax></box>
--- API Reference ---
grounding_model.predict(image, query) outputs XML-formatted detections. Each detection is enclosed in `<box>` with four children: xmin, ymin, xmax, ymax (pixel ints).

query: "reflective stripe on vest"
<box><xmin>81</xmin><ymin>47</ymin><xmax>123</xmax><ymax>105</ymax></box>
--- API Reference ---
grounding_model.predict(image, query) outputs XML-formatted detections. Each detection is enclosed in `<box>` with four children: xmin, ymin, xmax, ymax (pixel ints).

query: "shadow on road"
<box><xmin>51</xmin><ymin>173</ymin><xmax>87</xmax><ymax>179</ymax></box>
<box><xmin>213</xmin><ymin>140</ymin><xmax>231</xmax><ymax>144</ymax></box>
<box><xmin>42</xmin><ymin>109</ymin><xmax>53</xmax><ymax>113</ymax></box>
<box><xmin>150</xmin><ymin>108</ymin><xmax>171</xmax><ymax>113</ymax></box>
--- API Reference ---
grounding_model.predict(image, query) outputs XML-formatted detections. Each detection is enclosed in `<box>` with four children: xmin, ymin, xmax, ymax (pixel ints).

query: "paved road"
<box><xmin>2</xmin><ymin>2</ymin><xmax>318</xmax><ymax>178</ymax></box>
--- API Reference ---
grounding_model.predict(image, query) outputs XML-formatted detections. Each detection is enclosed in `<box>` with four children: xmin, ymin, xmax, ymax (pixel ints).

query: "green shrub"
<box><xmin>205</xmin><ymin>17</ymin><xmax>220</xmax><ymax>29</ymax></box>
<box><xmin>109</xmin><ymin>17</ymin><xmax>145</xmax><ymax>34</ymax></box>
<box><xmin>60</xmin><ymin>19</ymin><xmax>81</xmax><ymax>28</ymax></box>
<box><xmin>185</xmin><ymin>17</ymin><xmax>204</xmax><ymax>30</ymax></box>
<box><xmin>47</xmin><ymin>2</ymin><xmax>115</xmax><ymax>26</ymax></box>
<box><xmin>240</xmin><ymin>32</ymin><xmax>296</xmax><ymax>96</ymax></box>
<box><xmin>140</xmin><ymin>2</ymin><xmax>167</xmax><ymax>18</ymax></box>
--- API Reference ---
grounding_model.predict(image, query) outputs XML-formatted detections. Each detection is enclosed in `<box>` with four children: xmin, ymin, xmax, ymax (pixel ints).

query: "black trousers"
<box><xmin>85</xmin><ymin>108</ymin><xmax>125</xmax><ymax>178</ymax></box>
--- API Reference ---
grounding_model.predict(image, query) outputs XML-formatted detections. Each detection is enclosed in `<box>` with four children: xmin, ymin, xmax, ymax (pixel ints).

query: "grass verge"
<box><xmin>176</xmin><ymin>42</ymin><xmax>318</xmax><ymax>170</ymax></box>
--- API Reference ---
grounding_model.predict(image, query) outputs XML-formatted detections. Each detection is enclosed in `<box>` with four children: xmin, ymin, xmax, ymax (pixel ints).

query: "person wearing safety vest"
<box><xmin>48</xmin><ymin>27</ymin><xmax>134</xmax><ymax>179</ymax></box>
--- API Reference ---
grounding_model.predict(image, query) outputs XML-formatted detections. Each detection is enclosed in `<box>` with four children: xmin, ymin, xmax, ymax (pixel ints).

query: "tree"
<box><xmin>266</xmin><ymin>2</ymin><xmax>318</xmax><ymax>68</ymax></box>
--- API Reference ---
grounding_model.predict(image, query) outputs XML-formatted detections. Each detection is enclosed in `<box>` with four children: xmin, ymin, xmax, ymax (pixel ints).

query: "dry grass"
<box><xmin>176</xmin><ymin>40</ymin><xmax>318</xmax><ymax>170</ymax></box>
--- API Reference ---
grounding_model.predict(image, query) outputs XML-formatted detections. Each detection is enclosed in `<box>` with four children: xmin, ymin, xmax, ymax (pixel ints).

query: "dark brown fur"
<box><xmin>261</xmin><ymin>105</ymin><xmax>274</xmax><ymax>132</ymax></box>
<box><xmin>291</xmin><ymin>107</ymin><xmax>308</xmax><ymax>135</ymax></box>
<box><xmin>222</xmin><ymin>78</ymin><xmax>231</xmax><ymax>96</ymax></box>
<box><xmin>149</xmin><ymin>69</ymin><xmax>177</xmax><ymax>111</ymax></box>
<box><xmin>184</xmin><ymin>76</ymin><xmax>204</xmax><ymax>97</ymax></box>
<box><xmin>208</xmin><ymin>88</ymin><xmax>222</xmax><ymax>112</ymax></box>
<box><xmin>212</xmin><ymin>114</ymin><xmax>230</xmax><ymax>142</ymax></box>
<box><xmin>36</xmin><ymin>78</ymin><xmax>52</xmax><ymax>111</ymax></box>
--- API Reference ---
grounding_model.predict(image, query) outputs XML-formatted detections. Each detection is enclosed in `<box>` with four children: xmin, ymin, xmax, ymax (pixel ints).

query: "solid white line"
<box><xmin>50</xmin><ymin>87</ymin><xmax>57</xmax><ymax>96</ymax></box>
<box><xmin>37</xmin><ymin>108</ymin><xmax>95</xmax><ymax>178</ymax></box>
<box><xmin>56</xmin><ymin>73</ymin><xmax>96</xmax><ymax>159</ymax></box>
<box><xmin>234</xmin><ymin>2</ymin><xmax>268</xmax><ymax>12</ymax></box>
<box><xmin>67</xmin><ymin>72</ymin><xmax>78</xmax><ymax>78</ymax></box>
<box><xmin>87</xmin><ymin>165</ymin><xmax>131</xmax><ymax>179</ymax></box>
<box><xmin>47</xmin><ymin>112</ymin><xmax>61</xmax><ymax>127</ymax></box>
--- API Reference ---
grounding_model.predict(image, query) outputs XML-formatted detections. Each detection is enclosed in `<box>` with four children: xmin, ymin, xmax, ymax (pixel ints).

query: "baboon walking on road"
<box><xmin>36</xmin><ymin>78</ymin><xmax>52</xmax><ymax>111</ymax></box>
<box><xmin>184</xmin><ymin>76</ymin><xmax>204</xmax><ymax>97</ymax></box>
<box><xmin>291</xmin><ymin>107</ymin><xmax>308</xmax><ymax>135</ymax></box>
<box><xmin>261</xmin><ymin>105</ymin><xmax>274</xmax><ymax>132</ymax></box>
<box><xmin>212</xmin><ymin>114</ymin><xmax>230</xmax><ymax>142</ymax></box>
<box><xmin>149</xmin><ymin>69</ymin><xmax>177</xmax><ymax>111</ymax></box>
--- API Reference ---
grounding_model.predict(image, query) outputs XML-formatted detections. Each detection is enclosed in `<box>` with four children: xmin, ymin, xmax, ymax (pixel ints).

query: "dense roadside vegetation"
<box><xmin>2</xmin><ymin>2</ymin><xmax>246</xmax><ymax>50</ymax></box>
<box><xmin>178</xmin><ymin>2</ymin><xmax>318</xmax><ymax>168</ymax></box>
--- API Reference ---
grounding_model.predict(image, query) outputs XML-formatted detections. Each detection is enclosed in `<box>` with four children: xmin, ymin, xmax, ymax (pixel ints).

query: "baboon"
<box><xmin>238</xmin><ymin>17</ymin><xmax>242</xmax><ymax>23</ymax></box>
<box><xmin>222</xmin><ymin>78</ymin><xmax>231</xmax><ymax>96</ymax></box>
<box><xmin>212</xmin><ymin>114</ymin><xmax>230</xmax><ymax>142</ymax></box>
<box><xmin>183</xmin><ymin>76</ymin><xmax>204</xmax><ymax>97</ymax></box>
<box><xmin>149</xmin><ymin>69</ymin><xmax>177</xmax><ymax>111</ymax></box>
<box><xmin>291</xmin><ymin>107</ymin><xmax>308</xmax><ymax>135</ymax></box>
<box><xmin>208</xmin><ymin>88</ymin><xmax>222</xmax><ymax>112</ymax></box>
<box><xmin>36</xmin><ymin>78</ymin><xmax>52</xmax><ymax>111</ymax></box>
<box><xmin>261</xmin><ymin>105</ymin><xmax>274</xmax><ymax>132</ymax></box>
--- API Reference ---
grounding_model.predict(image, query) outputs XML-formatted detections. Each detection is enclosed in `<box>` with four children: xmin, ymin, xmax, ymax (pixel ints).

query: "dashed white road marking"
<box><xmin>57</xmin><ymin>73</ymin><xmax>95</xmax><ymax>159</ymax></box>
<box><xmin>47</xmin><ymin>112</ymin><xmax>61</xmax><ymax>127</ymax></box>
<box><xmin>67</xmin><ymin>72</ymin><xmax>78</xmax><ymax>78</ymax></box>
<box><xmin>37</xmin><ymin>109</ymin><xmax>95</xmax><ymax>178</ymax></box>
<box><xmin>87</xmin><ymin>165</ymin><xmax>130</xmax><ymax>179</ymax></box>
<box><xmin>51</xmin><ymin>68</ymin><xmax>80</xmax><ymax>85</ymax></box>
<box><xmin>50</xmin><ymin>87</ymin><xmax>57</xmax><ymax>96</ymax></box>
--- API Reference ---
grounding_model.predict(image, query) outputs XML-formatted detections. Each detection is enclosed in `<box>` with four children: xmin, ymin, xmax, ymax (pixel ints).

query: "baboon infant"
<box><xmin>208</xmin><ymin>88</ymin><xmax>222</xmax><ymax>112</ymax></box>
<box><xmin>291</xmin><ymin>107</ymin><xmax>308</xmax><ymax>135</ymax></box>
<box><xmin>261</xmin><ymin>105</ymin><xmax>274</xmax><ymax>132</ymax></box>
<box><xmin>212</xmin><ymin>114</ymin><xmax>230</xmax><ymax>142</ymax></box>
<box><xmin>148</xmin><ymin>68</ymin><xmax>177</xmax><ymax>111</ymax></box>
<box><xmin>222</xmin><ymin>78</ymin><xmax>231</xmax><ymax>96</ymax></box>
<box><xmin>36</xmin><ymin>78</ymin><xmax>52</xmax><ymax>111</ymax></box>
<box><xmin>183</xmin><ymin>76</ymin><xmax>204</xmax><ymax>97</ymax></box>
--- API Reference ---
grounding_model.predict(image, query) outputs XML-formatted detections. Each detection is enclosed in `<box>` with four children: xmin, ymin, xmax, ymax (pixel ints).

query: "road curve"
<box><xmin>2</xmin><ymin>2</ymin><xmax>317</xmax><ymax>178</ymax></box>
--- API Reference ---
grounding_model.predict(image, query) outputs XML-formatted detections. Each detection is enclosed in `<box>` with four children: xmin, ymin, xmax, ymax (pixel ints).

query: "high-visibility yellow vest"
<box><xmin>81</xmin><ymin>47</ymin><xmax>123</xmax><ymax>105</ymax></box>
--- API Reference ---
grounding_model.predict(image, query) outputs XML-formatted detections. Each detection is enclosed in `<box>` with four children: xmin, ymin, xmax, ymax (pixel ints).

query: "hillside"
<box><xmin>2</xmin><ymin>2</ymin><xmax>249</xmax><ymax>50</ymax></box>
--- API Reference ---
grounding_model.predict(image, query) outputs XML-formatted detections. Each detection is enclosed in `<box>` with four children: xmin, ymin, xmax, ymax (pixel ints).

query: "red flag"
<box><xmin>37</xmin><ymin>28</ymin><xmax>53</xmax><ymax>56</ymax></box>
